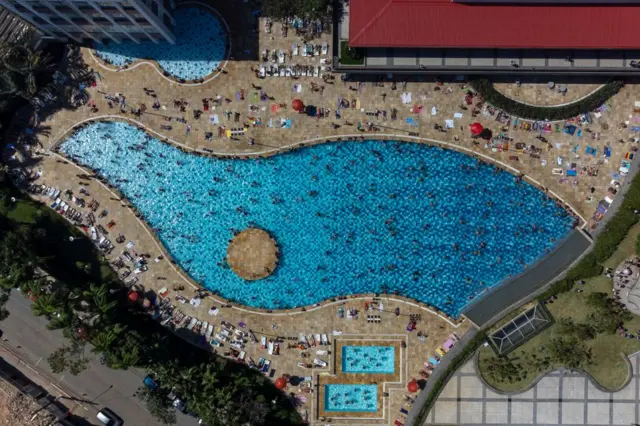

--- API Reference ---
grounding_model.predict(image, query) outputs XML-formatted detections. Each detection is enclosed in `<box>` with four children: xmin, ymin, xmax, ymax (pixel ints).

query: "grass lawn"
<box><xmin>1</xmin><ymin>184</ymin><xmax>118</xmax><ymax>286</ymax></box>
<box><xmin>0</xmin><ymin>198</ymin><xmax>40</xmax><ymax>224</ymax></box>
<box><xmin>478</xmin><ymin>224</ymin><xmax>640</xmax><ymax>392</ymax></box>
<box><xmin>339</xmin><ymin>40</ymin><xmax>365</xmax><ymax>66</ymax></box>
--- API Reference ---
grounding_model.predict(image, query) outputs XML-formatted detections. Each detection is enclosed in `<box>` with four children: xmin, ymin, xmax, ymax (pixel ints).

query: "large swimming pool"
<box><xmin>59</xmin><ymin>121</ymin><xmax>574</xmax><ymax>316</ymax></box>
<box><xmin>93</xmin><ymin>7</ymin><xmax>227</xmax><ymax>80</ymax></box>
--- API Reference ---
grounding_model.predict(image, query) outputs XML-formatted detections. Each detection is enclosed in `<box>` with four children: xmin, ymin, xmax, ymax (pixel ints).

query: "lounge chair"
<box><xmin>261</xmin><ymin>359</ymin><xmax>271</xmax><ymax>373</ymax></box>
<box><xmin>314</xmin><ymin>358</ymin><xmax>328</xmax><ymax>368</ymax></box>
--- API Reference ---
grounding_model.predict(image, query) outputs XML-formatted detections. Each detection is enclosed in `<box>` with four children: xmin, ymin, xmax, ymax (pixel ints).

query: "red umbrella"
<box><xmin>470</xmin><ymin>122</ymin><xmax>484</xmax><ymax>135</ymax></box>
<box><xmin>128</xmin><ymin>290</ymin><xmax>139</xmax><ymax>302</ymax></box>
<box><xmin>292</xmin><ymin>99</ymin><xmax>305</xmax><ymax>112</ymax></box>
<box><xmin>76</xmin><ymin>327</ymin><xmax>88</xmax><ymax>340</ymax></box>
<box><xmin>274</xmin><ymin>377</ymin><xmax>287</xmax><ymax>390</ymax></box>
<box><xmin>407</xmin><ymin>379</ymin><xmax>419</xmax><ymax>393</ymax></box>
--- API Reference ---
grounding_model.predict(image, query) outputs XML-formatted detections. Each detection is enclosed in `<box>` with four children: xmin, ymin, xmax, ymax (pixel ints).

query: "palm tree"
<box><xmin>82</xmin><ymin>283</ymin><xmax>117</xmax><ymax>320</ymax></box>
<box><xmin>3</xmin><ymin>45</ymin><xmax>54</xmax><ymax>96</ymax></box>
<box><xmin>19</xmin><ymin>278</ymin><xmax>45</xmax><ymax>295</ymax></box>
<box><xmin>108</xmin><ymin>347</ymin><xmax>140</xmax><ymax>370</ymax></box>
<box><xmin>31</xmin><ymin>293</ymin><xmax>57</xmax><ymax>317</ymax></box>
<box><xmin>91</xmin><ymin>324</ymin><xmax>126</xmax><ymax>353</ymax></box>
<box><xmin>47</xmin><ymin>310</ymin><xmax>74</xmax><ymax>330</ymax></box>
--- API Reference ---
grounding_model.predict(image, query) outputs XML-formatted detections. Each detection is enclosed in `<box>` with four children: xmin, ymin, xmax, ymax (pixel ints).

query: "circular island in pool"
<box><xmin>227</xmin><ymin>228</ymin><xmax>279</xmax><ymax>281</ymax></box>
<box><xmin>59</xmin><ymin>121</ymin><xmax>576</xmax><ymax>317</ymax></box>
<box><xmin>92</xmin><ymin>5</ymin><xmax>228</xmax><ymax>82</ymax></box>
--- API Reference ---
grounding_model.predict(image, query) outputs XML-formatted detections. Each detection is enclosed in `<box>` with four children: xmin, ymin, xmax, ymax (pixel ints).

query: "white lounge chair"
<box><xmin>314</xmin><ymin>358</ymin><xmax>328</xmax><ymax>368</ymax></box>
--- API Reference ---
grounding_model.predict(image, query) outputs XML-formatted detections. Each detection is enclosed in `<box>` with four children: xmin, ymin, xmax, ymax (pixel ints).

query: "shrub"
<box><xmin>558</xmin><ymin>318</ymin><xmax>597</xmax><ymax>340</ymax></box>
<box><xmin>538</xmin><ymin>171</ymin><xmax>640</xmax><ymax>301</ymax></box>
<box><xmin>413</xmin><ymin>332</ymin><xmax>487</xmax><ymax>425</ymax></box>
<box><xmin>339</xmin><ymin>41</ymin><xmax>365</xmax><ymax>66</ymax></box>
<box><xmin>547</xmin><ymin>337</ymin><xmax>593</xmax><ymax>369</ymax></box>
<box><xmin>470</xmin><ymin>79</ymin><xmax>624</xmax><ymax>121</ymax></box>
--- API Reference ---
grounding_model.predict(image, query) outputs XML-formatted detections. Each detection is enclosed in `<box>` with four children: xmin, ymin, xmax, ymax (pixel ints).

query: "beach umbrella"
<box><xmin>470</xmin><ymin>122</ymin><xmax>484</xmax><ymax>135</ymax></box>
<box><xmin>76</xmin><ymin>327</ymin><xmax>88</xmax><ymax>340</ymax></box>
<box><xmin>292</xmin><ymin>99</ymin><xmax>305</xmax><ymax>112</ymax></box>
<box><xmin>407</xmin><ymin>379</ymin><xmax>419</xmax><ymax>393</ymax></box>
<box><xmin>128</xmin><ymin>290</ymin><xmax>139</xmax><ymax>302</ymax></box>
<box><xmin>275</xmin><ymin>377</ymin><xmax>287</xmax><ymax>390</ymax></box>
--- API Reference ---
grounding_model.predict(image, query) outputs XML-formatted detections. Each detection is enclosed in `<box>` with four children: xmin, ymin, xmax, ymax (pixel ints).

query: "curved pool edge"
<box><xmin>39</xmin><ymin>149</ymin><xmax>465</xmax><ymax>326</ymax></box>
<box><xmin>45</xmin><ymin>117</ymin><xmax>584</xmax><ymax>322</ymax></box>
<box><xmin>88</xmin><ymin>1</ymin><xmax>231</xmax><ymax>86</ymax></box>
<box><xmin>48</xmin><ymin>114</ymin><xmax>588</xmax><ymax>228</ymax></box>
<box><xmin>462</xmin><ymin>228</ymin><xmax>592</xmax><ymax>328</ymax></box>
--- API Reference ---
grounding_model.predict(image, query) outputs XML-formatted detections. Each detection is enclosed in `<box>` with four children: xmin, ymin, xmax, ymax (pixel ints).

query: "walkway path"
<box><xmin>404</xmin><ymin>328</ymin><xmax>479</xmax><ymax>426</ymax></box>
<box><xmin>422</xmin><ymin>354</ymin><xmax>640</xmax><ymax>426</ymax></box>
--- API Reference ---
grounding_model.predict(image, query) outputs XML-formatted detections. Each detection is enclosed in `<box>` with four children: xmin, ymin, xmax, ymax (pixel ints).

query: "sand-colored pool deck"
<box><xmin>14</xmin><ymin>3</ymin><xmax>640</xmax><ymax>424</ymax></box>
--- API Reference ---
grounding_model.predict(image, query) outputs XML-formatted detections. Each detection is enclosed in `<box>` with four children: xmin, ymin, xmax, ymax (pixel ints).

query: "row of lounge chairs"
<box><xmin>259</xmin><ymin>64</ymin><xmax>326</xmax><ymax>78</ymax></box>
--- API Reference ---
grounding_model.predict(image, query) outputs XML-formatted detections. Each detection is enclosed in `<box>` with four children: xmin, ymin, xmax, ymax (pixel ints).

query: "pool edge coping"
<box><xmin>43</xmin><ymin>115</ymin><xmax>587</xmax><ymax>324</ymax></box>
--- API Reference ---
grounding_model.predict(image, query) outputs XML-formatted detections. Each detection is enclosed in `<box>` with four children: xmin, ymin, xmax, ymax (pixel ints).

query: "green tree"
<box><xmin>0</xmin><ymin>290</ymin><xmax>9</xmax><ymax>321</ymax></box>
<box><xmin>83</xmin><ymin>283</ymin><xmax>117</xmax><ymax>322</ymax></box>
<box><xmin>585</xmin><ymin>292</ymin><xmax>632</xmax><ymax>333</ymax></box>
<box><xmin>137</xmin><ymin>387</ymin><xmax>177</xmax><ymax>425</ymax></box>
<box><xmin>558</xmin><ymin>318</ymin><xmax>597</xmax><ymax>340</ymax></box>
<box><xmin>46</xmin><ymin>310</ymin><xmax>74</xmax><ymax>330</ymax></box>
<box><xmin>30</xmin><ymin>293</ymin><xmax>58</xmax><ymax>317</ymax></box>
<box><xmin>548</xmin><ymin>337</ymin><xmax>593</xmax><ymax>369</ymax></box>
<box><xmin>90</xmin><ymin>325</ymin><xmax>123</xmax><ymax>353</ymax></box>
<box><xmin>3</xmin><ymin>44</ymin><xmax>54</xmax><ymax>96</ymax></box>
<box><xmin>263</xmin><ymin>0</ymin><xmax>331</xmax><ymax>20</ymax></box>
<box><xmin>483</xmin><ymin>355</ymin><xmax>523</xmax><ymax>383</ymax></box>
<box><xmin>47</xmin><ymin>339</ymin><xmax>89</xmax><ymax>375</ymax></box>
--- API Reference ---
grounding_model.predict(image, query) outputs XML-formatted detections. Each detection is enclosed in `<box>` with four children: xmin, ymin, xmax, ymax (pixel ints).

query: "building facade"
<box><xmin>0</xmin><ymin>0</ymin><xmax>176</xmax><ymax>45</ymax></box>
<box><xmin>335</xmin><ymin>0</ymin><xmax>640</xmax><ymax>75</ymax></box>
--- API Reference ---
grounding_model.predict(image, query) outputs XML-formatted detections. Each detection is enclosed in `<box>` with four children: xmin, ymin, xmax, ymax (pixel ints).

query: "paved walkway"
<box><xmin>424</xmin><ymin>354</ymin><xmax>640</xmax><ymax>426</ymax></box>
<box><xmin>464</xmin><ymin>229</ymin><xmax>592</xmax><ymax>327</ymax></box>
<box><xmin>405</xmin><ymin>328</ymin><xmax>479</xmax><ymax>426</ymax></box>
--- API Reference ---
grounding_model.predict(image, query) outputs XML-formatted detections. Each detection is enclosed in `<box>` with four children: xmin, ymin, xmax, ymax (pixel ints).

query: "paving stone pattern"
<box><xmin>425</xmin><ymin>354</ymin><xmax>640</xmax><ymax>426</ymax></box>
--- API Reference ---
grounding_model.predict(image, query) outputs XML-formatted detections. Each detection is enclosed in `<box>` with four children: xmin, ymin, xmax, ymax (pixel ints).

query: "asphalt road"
<box><xmin>0</xmin><ymin>291</ymin><xmax>198</xmax><ymax>426</ymax></box>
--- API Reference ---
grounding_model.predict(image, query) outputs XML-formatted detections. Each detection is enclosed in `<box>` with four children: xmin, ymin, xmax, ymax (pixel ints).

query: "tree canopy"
<box><xmin>262</xmin><ymin>0</ymin><xmax>332</xmax><ymax>20</ymax></box>
<box><xmin>0</xmin><ymin>181</ymin><xmax>302</xmax><ymax>425</ymax></box>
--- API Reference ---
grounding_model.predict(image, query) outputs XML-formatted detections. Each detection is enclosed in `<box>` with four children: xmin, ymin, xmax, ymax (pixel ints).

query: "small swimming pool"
<box><xmin>324</xmin><ymin>384</ymin><xmax>378</xmax><ymax>412</ymax></box>
<box><xmin>342</xmin><ymin>346</ymin><xmax>395</xmax><ymax>374</ymax></box>
<box><xmin>59</xmin><ymin>121</ymin><xmax>575</xmax><ymax>316</ymax></box>
<box><xmin>93</xmin><ymin>6</ymin><xmax>227</xmax><ymax>80</ymax></box>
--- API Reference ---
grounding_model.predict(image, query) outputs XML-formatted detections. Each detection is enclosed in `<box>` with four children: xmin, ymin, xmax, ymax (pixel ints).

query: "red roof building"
<box><xmin>349</xmin><ymin>0</ymin><xmax>640</xmax><ymax>49</ymax></box>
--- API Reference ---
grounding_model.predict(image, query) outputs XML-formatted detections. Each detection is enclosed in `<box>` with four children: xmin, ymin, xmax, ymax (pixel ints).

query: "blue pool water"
<box><xmin>342</xmin><ymin>346</ymin><xmax>395</xmax><ymax>374</ymax></box>
<box><xmin>325</xmin><ymin>384</ymin><xmax>378</xmax><ymax>412</ymax></box>
<box><xmin>59</xmin><ymin>121</ymin><xmax>575</xmax><ymax>316</ymax></box>
<box><xmin>93</xmin><ymin>7</ymin><xmax>227</xmax><ymax>80</ymax></box>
